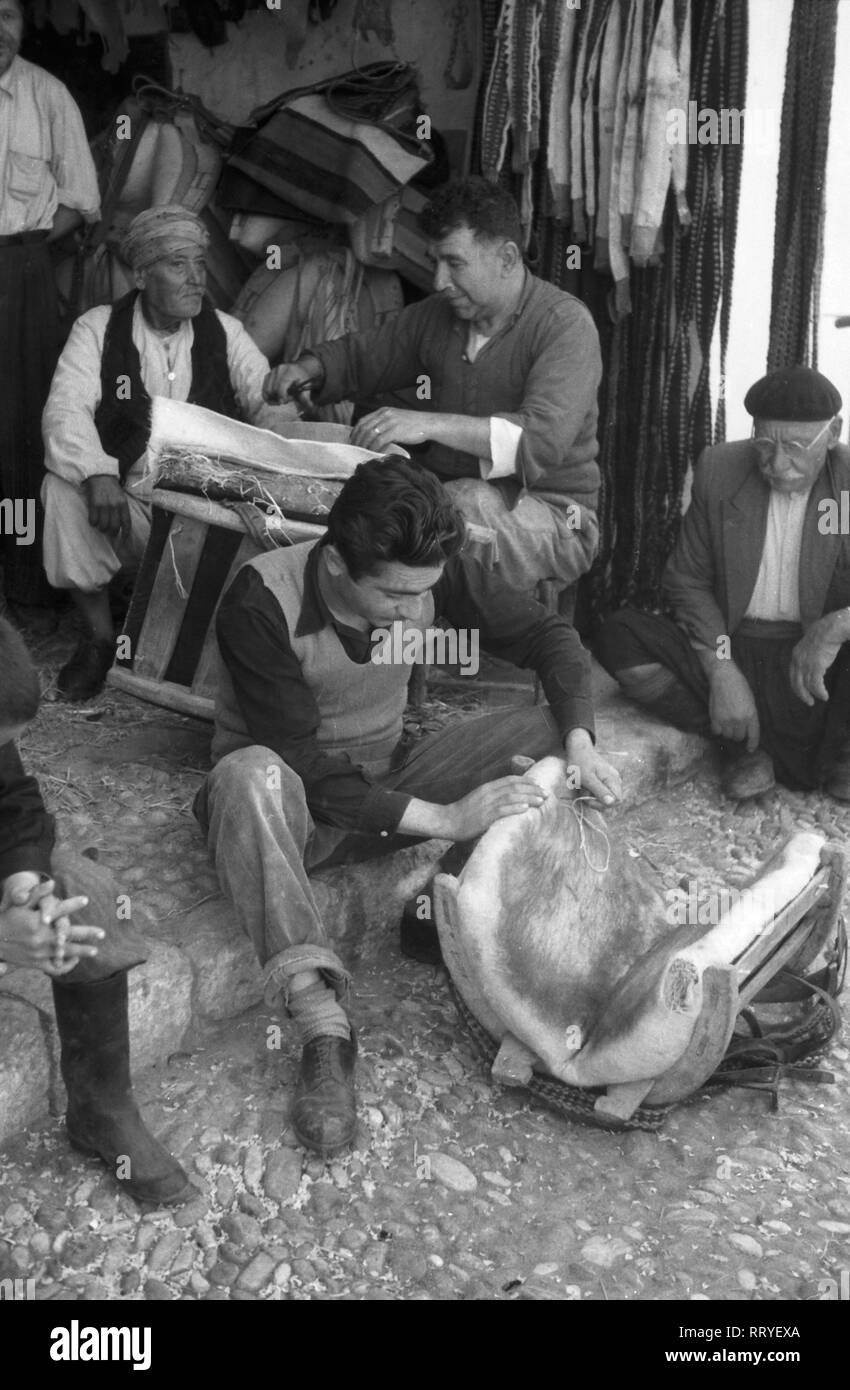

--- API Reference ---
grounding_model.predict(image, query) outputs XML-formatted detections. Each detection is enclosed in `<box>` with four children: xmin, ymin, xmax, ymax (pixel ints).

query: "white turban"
<box><xmin>120</xmin><ymin>205</ymin><xmax>210</xmax><ymax>272</ymax></box>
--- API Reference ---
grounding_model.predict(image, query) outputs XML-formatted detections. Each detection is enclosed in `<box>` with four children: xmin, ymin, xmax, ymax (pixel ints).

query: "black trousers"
<box><xmin>596</xmin><ymin>607</ymin><xmax>850</xmax><ymax>791</ymax></box>
<box><xmin>0</xmin><ymin>238</ymin><xmax>62</xmax><ymax>605</ymax></box>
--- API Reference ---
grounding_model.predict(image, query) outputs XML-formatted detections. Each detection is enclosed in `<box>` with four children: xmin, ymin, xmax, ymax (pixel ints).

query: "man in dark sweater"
<box><xmin>264</xmin><ymin>178</ymin><xmax>602</xmax><ymax>597</ymax></box>
<box><xmin>0</xmin><ymin>617</ymin><xmax>191</xmax><ymax>1203</ymax></box>
<box><xmin>41</xmin><ymin>205</ymin><xmax>270</xmax><ymax>702</ymax></box>
<box><xmin>196</xmin><ymin>458</ymin><xmax>622</xmax><ymax>1157</ymax></box>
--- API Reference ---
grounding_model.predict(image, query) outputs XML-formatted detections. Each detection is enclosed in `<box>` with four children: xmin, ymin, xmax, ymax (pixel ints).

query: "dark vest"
<box><xmin>212</xmin><ymin>542</ymin><xmax>434</xmax><ymax>771</ymax></box>
<box><xmin>93</xmin><ymin>291</ymin><xmax>242</xmax><ymax>480</ymax></box>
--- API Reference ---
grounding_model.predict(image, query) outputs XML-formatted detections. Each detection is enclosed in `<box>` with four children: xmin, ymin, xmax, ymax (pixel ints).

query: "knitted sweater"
<box><xmin>313</xmin><ymin>271</ymin><xmax>602</xmax><ymax>513</ymax></box>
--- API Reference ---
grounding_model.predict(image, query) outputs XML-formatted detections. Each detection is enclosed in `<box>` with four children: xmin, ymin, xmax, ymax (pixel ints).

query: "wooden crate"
<box><xmin>107</xmin><ymin>488</ymin><xmax>324</xmax><ymax>720</ymax></box>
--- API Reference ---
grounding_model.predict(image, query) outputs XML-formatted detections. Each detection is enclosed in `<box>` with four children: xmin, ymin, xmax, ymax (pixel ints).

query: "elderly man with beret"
<box><xmin>41</xmin><ymin>205</ymin><xmax>272</xmax><ymax>701</ymax></box>
<box><xmin>596</xmin><ymin>366</ymin><xmax>850</xmax><ymax>801</ymax></box>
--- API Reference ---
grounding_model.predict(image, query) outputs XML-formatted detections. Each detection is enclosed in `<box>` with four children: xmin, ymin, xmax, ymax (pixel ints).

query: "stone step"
<box><xmin>0</xmin><ymin>674</ymin><xmax>706</xmax><ymax>1147</ymax></box>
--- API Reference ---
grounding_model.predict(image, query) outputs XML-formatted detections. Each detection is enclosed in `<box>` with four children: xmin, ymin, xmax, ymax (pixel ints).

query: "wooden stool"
<box><xmin>107</xmin><ymin>489</ymin><xmax>324</xmax><ymax>720</ymax></box>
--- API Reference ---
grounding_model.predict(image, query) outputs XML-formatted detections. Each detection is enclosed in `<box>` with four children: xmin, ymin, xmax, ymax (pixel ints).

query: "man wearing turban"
<box><xmin>41</xmin><ymin>205</ymin><xmax>271</xmax><ymax>701</ymax></box>
<box><xmin>596</xmin><ymin>367</ymin><xmax>850</xmax><ymax>801</ymax></box>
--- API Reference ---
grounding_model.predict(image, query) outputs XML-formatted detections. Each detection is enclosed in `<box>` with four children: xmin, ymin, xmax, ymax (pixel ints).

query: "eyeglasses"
<box><xmin>751</xmin><ymin>418</ymin><xmax>834</xmax><ymax>462</ymax></box>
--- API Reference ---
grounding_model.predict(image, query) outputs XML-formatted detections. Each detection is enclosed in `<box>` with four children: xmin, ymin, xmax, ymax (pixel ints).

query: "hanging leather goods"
<box><xmin>352</xmin><ymin>0</ymin><xmax>395</xmax><ymax>48</ymax></box>
<box><xmin>443</xmin><ymin>0</ymin><xmax>474</xmax><ymax>90</ymax></box>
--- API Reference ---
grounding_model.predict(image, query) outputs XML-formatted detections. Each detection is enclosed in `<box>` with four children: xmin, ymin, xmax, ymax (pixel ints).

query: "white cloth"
<box><xmin>0</xmin><ymin>57</ymin><xmax>100</xmax><ymax>235</ymax></box>
<box><xmin>744</xmin><ymin>487</ymin><xmax>811</xmax><ymax>622</ymax></box>
<box><xmin>43</xmin><ymin>299</ymin><xmax>271</xmax><ymax>486</ymax></box>
<box><xmin>41</xmin><ymin>457</ymin><xmax>151</xmax><ymax>592</ymax></box>
<box><xmin>465</xmin><ymin>327</ymin><xmax>523</xmax><ymax>481</ymax></box>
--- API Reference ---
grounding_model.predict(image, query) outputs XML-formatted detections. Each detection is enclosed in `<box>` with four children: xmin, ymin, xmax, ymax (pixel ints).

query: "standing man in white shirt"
<box><xmin>595</xmin><ymin>367</ymin><xmax>850</xmax><ymax>802</ymax></box>
<box><xmin>0</xmin><ymin>0</ymin><xmax>100</xmax><ymax>630</ymax></box>
<box><xmin>41</xmin><ymin>205</ymin><xmax>272</xmax><ymax>701</ymax></box>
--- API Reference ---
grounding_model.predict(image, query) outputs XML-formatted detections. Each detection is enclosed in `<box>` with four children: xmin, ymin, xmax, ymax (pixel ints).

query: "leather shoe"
<box><xmin>824</xmin><ymin>752</ymin><xmax>850</xmax><ymax>802</ymax></box>
<box><xmin>58</xmin><ymin>637</ymin><xmax>115</xmax><ymax>701</ymax></box>
<box><xmin>720</xmin><ymin>747</ymin><xmax>776</xmax><ymax>800</ymax></box>
<box><xmin>291</xmin><ymin>1032</ymin><xmax>357</xmax><ymax>1156</ymax></box>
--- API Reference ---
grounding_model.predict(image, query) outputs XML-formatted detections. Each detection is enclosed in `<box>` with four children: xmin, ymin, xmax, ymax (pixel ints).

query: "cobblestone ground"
<box><xmin>1</xmin><ymin>626</ymin><xmax>848</xmax><ymax>1302</ymax></box>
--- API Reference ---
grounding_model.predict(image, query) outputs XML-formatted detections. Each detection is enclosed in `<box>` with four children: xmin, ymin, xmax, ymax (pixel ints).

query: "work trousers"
<box><xmin>596</xmin><ymin>607</ymin><xmax>850</xmax><ymax>790</ymax></box>
<box><xmin>194</xmin><ymin>705</ymin><xmax>563</xmax><ymax>1002</ymax></box>
<box><xmin>443</xmin><ymin>477</ymin><xmax>599</xmax><ymax>594</ymax></box>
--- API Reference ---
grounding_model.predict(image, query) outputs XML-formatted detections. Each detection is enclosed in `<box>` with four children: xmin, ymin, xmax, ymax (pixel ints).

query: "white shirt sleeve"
<box><xmin>219</xmin><ymin>312</ymin><xmax>272</xmax><ymax>423</ymax></box>
<box><xmin>42</xmin><ymin>307</ymin><xmax>119</xmax><ymax>486</ymax></box>
<box><xmin>479</xmin><ymin>416</ymin><xmax>524</xmax><ymax>480</ymax></box>
<box><xmin>43</xmin><ymin>305</ymin><xmax>273</xmax><ymax>489</ymax></box>
<box><xmin>48</xmin><ymin>77</ymin><xmax>100</xmax><ymax>222</ymax></box>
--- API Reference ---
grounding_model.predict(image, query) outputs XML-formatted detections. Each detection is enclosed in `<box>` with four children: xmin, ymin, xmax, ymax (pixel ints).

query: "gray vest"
<box><xmin>211</xmin><ymin>541</ymin><xmax>435</xmax><ymax>770</ymax></box>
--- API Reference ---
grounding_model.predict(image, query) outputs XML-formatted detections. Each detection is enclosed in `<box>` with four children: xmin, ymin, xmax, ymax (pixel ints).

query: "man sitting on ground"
<box><xmin>195</xmin><ymin>457</ymin><xmax>622</xmax><ymax>1158</ymax></box>
<box><xmin>0</xmin><ymin>617</ymin><xmax>191</xmax><ymax>1205</ymax></box>
<box><xmin>264</xmin><ymin>177</ymin><xmax>602</xmax><ymax>597</ymax></box>
<box><xmin>41</xmin><ymin>205</ymin><xmax>271</xmax><ymax>702</ymax></box>
<box><xmin>596</xmin><ymin>366</ymin><xmax>850</xmax><ymax>801</ymax></box>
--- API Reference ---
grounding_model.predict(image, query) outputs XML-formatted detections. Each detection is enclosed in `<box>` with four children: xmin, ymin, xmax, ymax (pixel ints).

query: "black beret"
<box><xmin>744</xmin><ymin>366</ymin><xmax>842</xmax><ymax>422</ymax></box>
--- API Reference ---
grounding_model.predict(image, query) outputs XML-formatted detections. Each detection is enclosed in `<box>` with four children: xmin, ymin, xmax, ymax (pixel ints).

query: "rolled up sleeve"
<box><xmin>494</xmin><ymin>299</ymin><xmax>602</xmax><ymax>492</ymax></box>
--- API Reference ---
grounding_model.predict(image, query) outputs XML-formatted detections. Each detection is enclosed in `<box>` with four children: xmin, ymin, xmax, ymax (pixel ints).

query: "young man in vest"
<box><xmin>41</xmin><ymin>205</ymin><xmax>271</xmax><ymax>702</ymax></box>
<box><xmin>0</xmin><ymin>616</ymin><xmax>192</xmax><ymax>1205</ymax></box>
<box><xmin>196</xmin><ymin>458</ymin><xmax>622</xmax><ymax>1156</ymax></box>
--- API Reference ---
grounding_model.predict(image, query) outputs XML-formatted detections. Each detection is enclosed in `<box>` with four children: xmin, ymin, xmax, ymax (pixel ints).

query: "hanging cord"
<box><xmin>246</xmin><ymin>62</ymin><xmax>425</xmax><ymax>153</ymax></box>
<box><xmin>767</xmin><ymin>1</ymin><xmax>838</xmax><ymax>370</ymax></box>
<box><xmin>130</xmin><ymin>74</ymin><xmax>236</xmax><ymax>150</ymax></box>
<box><xmin>714</xmin><ymin>0</ymin><xmax>747</xmax><ymax>440</ymax></box>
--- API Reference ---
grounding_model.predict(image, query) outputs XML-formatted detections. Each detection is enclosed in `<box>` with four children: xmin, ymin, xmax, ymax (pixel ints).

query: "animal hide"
<box><xmin>435</xmin><ymin>755</ymin><xmax>826</xmax><ymax>1092</ymax></box>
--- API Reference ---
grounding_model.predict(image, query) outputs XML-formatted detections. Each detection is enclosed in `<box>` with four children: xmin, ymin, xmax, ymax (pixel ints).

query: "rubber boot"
<box><xmin>52</xmin><ymin>971</ymin><xmax>195</xmax><ymax>1206</ymax></box>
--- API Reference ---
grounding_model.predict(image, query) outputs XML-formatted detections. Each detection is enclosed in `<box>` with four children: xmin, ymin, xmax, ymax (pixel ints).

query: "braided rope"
<box><xmin>715</xmin><ymin>0</ymin><xmax>747</xmax><ymax>439</ymax></box>
<box><xmin>476</xmin><ymin>1</ymin><xmax>748</xmax><ymax>619</ymax></box>
<box><xmin>767</xmin><ymin>1</ymin><xmax>838</xmax><ymax>371</ymax></box>
<box><xmin>470</xmin><ymin>0</ymin><xmax>505</xmax><ymax>176</ymax></box>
